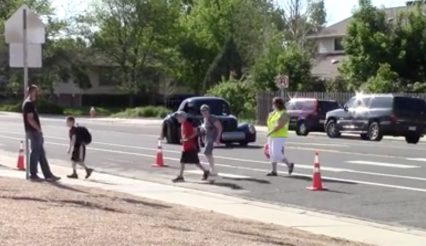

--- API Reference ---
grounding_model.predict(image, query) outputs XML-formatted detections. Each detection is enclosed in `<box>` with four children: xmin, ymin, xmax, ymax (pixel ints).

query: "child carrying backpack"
<box><xmin>66</xmin><ymin>116</ymin><xmax>94</xmax><ymax>179</ymax></box>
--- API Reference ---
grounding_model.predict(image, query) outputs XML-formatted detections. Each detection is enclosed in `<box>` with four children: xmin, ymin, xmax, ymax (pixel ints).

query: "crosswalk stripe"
<box><xmin>347</xmin><ymin>160</ymin><xmax>419</xmax><ymax>169</ymax></box>
<box><xmin>407</xmin><ymin>158</ymin><xmax>426</xmax><ymax>162</ymax></box>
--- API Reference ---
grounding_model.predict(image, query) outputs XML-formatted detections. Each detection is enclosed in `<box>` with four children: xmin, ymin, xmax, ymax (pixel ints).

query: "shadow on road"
<box><xmin>283</xmin><ymin>175</ymin><xmax>357</xmax><ymax>185</ymax></box>
<box><xmin>204</xmin><ymin>180</ymin><xmax>244</xmax><ymax>190</ymax></box>
<box><xmin>223</xmin><ymin>177</ymin><xmax>270</xmax><ymax>184</ymax></box>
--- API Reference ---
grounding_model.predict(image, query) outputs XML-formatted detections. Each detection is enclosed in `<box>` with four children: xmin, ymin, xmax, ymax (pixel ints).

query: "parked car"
<box><xmin>162</xmin><ymin>97</ymin><xmax>256</xmax><ymax>146</ymax></box>
<box><xmin>286</xmin><ymin>98</ymin><xmax>340</xmax><ymax>136</ymax></box>
<box><xmin>325</xmin><ymin>94</ymin><xmax>426</xmax><ymax>144</ymax></box>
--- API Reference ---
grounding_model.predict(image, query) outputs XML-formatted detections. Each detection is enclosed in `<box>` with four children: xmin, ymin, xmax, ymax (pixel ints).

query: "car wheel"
<box><xmin>405</xmin><ymin>134</ymin><xmax>420</xmax><ymax>144</ymax></box>
<box><xmin>239</xmin><ymin>141</ymin><xmax>249</xmax><ymax>147</ymax></box>
<box><xmin>296</xmin><ymin>121</ymin><xmax>309</xmax><ymax>136</ymax></box>
<box><xmin>166</xmin><ymin>123</ymin><xmax>179</xmax><ymax>144</ymax></box>
<box><xmin>360</xmin><ymin>133</ymin><xmax>369</xmax><ymax>140</ymax></box>
<box><xmin>326</xmin><ymin>120</ymin><xmax>340</xmax><ymax>138</ymax></box>
<box><xmin>367</xmin><ymin>122</ymin><xmax>383</xmax><ymax>141</ymax></box>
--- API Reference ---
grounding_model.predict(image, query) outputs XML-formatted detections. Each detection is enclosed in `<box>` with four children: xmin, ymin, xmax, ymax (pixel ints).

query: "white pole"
<box><xmin>23</xmin><ymin>8</ymin><xmax>30</xmax><ymax>180</ymax></box>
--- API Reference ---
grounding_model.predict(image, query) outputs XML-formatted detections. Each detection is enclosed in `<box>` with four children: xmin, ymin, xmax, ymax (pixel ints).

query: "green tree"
<box><xmin>251</xmin><ymin>32</ymin><xmax>312</xmax><ymax>91</ymax></box>
<box><xmin>339</xmin><ymin>0</ymin><xmax>392</xmax><ymax>89</ymax></box>
<box><xmin>89</xmin><ymin>0</ymin><xmax>181</xmax><ymax>106</ymax></box>
<box><xmin>202</xmin><ymin>37</ymin><xmax>243</xmax><ymax>92</ymax></box>
<box><xmin>178</xmin><ymin>0</ymin><xmax>282</xmax><ymax>92</ymax></box>
<box><xmin>362</xmin><ymin>63</ymin><xmax>399</xmax><ymax>93</ymax></box>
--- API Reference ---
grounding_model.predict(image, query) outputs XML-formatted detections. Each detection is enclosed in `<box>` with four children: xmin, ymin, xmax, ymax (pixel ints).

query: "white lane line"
<box><xmin>2</xmin><ymin>134</ymin><xmax>426</xmax><ymax>193</ymax></box>
<box><xmin>186</xmin><ymin>170</ymin><xmax>251</xmax><ymax>179</ymax></box>
<box><xmin>347</xmin><ymin>161</ymin><xmax>420</xmax><ymax>169</ymax></box>
<box><xmin>287</xmin><ymin>142</ymin><xmax>349</xmax><ymax>148</ymax></box>
<box><xmin>407</xmin><ymin>158</ymin><xmax>426</xmax><ymax>162</ymax></box>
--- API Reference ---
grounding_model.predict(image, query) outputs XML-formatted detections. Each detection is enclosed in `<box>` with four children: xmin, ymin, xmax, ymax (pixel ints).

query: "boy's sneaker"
<box><xmin>202</xmin><ymin>170</ymin><xmax>210</xmax><ymax>181</ymax></box>
<box><xmin>266</xmin><ymin>171</ymin><xmax>278</xmax><ymax>177</ymax></box>
<box><xmin>172</xmin><ymin>176</ymin><xmax>185</xmax><ymax>183</ymax></box>
<box><xmin>85</xmin><ymin>168</ymin><xmax>94</xmax><ymax>179</ymax></box>
<box><xmin>46</xmin><ymin>176</ymin><xmax>61</xmax><ymax>182</ymax></box>
<box><xmin>288</xmin><ymin>163</ymin><xmax>295</xmax><ymax>175</ymax></box>
<box><xmin>67</xmin><ymin>173</ymin><xmax>78</xmax><ymax>179</ymax></box>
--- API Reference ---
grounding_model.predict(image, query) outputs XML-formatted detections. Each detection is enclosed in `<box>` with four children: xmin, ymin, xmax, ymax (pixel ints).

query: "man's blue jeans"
<box><xmin>27</xmin><ymin>131</ymin><xmax>53</xmax><ymax>178</ymax></box>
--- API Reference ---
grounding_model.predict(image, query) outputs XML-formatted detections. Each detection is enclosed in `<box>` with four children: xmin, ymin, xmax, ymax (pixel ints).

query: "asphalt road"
<box><xmin>1</xmin><ymin>113</ymin><xmax>426</xmax><ymax>230</ymax></box>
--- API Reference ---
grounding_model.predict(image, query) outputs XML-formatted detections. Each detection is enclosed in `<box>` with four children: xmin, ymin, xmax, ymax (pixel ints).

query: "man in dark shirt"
<box><xmin>22</xmin><ymin>85</ymin><xmax>60</xmax><ymax>182</ymax></box>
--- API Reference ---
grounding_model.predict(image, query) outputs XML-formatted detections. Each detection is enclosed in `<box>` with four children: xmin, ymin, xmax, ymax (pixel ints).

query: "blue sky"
<box><xmin>51</xmin><ymin>0</ymin><xmax>409</xmax><ymax>25</ymax></box>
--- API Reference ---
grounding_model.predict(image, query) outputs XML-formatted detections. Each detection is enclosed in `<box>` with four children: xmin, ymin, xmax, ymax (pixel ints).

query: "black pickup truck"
<box><xmin>325</xmin><ymin>94</ymin><xmax>426</xmax><ymax>144</ymax></box>
<box><xmin>162</xmin><ymin>97</ymin><xmax>256</xmax><ymax>146</ymax></box>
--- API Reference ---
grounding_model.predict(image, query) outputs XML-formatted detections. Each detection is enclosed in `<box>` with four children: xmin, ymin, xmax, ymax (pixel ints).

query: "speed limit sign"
<box><xmin>275</xmin><ymin>74</ymin><xmax>289</xmax><ymax>89</ymax></box>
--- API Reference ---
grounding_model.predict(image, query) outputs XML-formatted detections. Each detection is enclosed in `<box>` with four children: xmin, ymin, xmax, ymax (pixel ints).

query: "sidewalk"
<box><xmin>0</xmin><ymin>154</ymin><xmax>425</xmax><ymax>246</ymax></box>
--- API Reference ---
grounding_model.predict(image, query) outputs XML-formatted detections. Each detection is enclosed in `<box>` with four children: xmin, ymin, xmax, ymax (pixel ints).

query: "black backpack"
<box><xmin>76</xmin><ymin>126</ymin><xmax>92</xmax><ymax>145</ymax></box>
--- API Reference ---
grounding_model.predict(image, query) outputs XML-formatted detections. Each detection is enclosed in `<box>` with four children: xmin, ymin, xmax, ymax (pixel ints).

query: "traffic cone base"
<box><xmin>17</xmin><ymin>141</ymin><xmax>25</xmax><ymax>171</ymax></box>
<box><xmin>152</xmin><ymin>141</ymin><xmax>167</xmax><ymax>167</ymax></box>
<box><xmin>306</xmin><ymin>152</ymin><xmax>326</xmax><ymax>191</ymax></box>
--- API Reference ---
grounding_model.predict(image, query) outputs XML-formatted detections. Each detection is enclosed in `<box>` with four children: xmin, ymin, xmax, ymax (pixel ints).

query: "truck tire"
<box><xmin>405</xmin><ymin>134</ymin><xmax>420</xmax><ymax>144</ymax></box>
<box><xmin>326</xmin><ymin>120</ymin><xmax>340</xmax><ymax>138</ymax></box>
<box><xmin>367</xmin><ymin>122</ymin><xmax>383</xmax><ymax>141</ymax></box>
<box><xmin>296</xmin><ymin>121</ymin><xmax>309</xmax><ymax>136</ymax></box>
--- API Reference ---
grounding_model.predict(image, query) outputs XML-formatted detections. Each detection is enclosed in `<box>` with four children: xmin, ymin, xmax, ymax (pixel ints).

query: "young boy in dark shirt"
<box><xmin>172</xmin><ymin>111</ymin><xmax>209</xmax><ymax>183</ymax></box>
<box><xmin>66</xmin><ymin>117</ymin><xmax>93</xmax><ymax>179</ymax></box>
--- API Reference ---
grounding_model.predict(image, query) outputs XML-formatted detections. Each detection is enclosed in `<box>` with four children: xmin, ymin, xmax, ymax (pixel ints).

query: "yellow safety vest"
<box><xmin>267</xmin><ymin>110</ymin><xmax>289</xmax><ymax>138</ymax></box>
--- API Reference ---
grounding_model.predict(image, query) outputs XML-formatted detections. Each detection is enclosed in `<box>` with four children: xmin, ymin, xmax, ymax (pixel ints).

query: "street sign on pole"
<box><xmin>5</xmin><ymin>5</ymin><xmax>45</xmax><ymax>44</ymax></box>
<box><xmin>5</xmin><ymin>5</ymin><xmax>45</xmax><ymax>180</ymax></box>
<box><xmin>275</xmin><ymin>74</ymin><xmax>289</xmax><ymax>99</ymax></box>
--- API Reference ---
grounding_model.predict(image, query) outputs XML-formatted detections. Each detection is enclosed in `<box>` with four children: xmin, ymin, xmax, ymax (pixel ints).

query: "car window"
<box><xmin>319</xmin><ymin>101</ymin><xmax>339</xmax><ymax>112</ymax></box>
<box><xmin>345</xmin><ymin>97</ymin><xmax>357</xmax><ymax>108</ymax></box>
<box><xmin>369</xmin><ymin>97</ymin><xmax>393</xmax><ymax>108</ymax></box>
<box><xmin>286</xmin><ymin>100</ymin><xmax>316</xmax><ymax>111</ymax></box>
<box><xmin>193</xmin><ymin>100</ymin><xmax>230</xmax><ymax>116</ymax></box>
<box><xmin>394</xmin><ymin>97</ymin><xmax>426</xmax><ymax>113</ymax></box>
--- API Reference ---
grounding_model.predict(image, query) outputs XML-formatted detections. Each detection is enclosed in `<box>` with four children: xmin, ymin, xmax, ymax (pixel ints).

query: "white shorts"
<box><xmin>268</xmin><ymin>137</ymin><xmax>286</xmax><ymax>162</ymax></box>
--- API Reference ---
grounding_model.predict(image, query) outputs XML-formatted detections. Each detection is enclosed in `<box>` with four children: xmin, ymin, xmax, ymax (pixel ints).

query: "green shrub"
<box><xmin>0</xmin><ymin>103</ymin><xmax>21</xmax><ymax>112</ymax></box>
<box><xmin>112</xmin><ymin>106</ymin><xmax>171</xmax><ymax>118</ymax></box>
<box><xmin>37</xmin><ymin>99</ymin><xmax>64</xmax><ymax>115</ymax></box>
<box><xmin>207</xmin><ymin>77</ymin><xmax>256</xmax><ymax>118</ymax></box>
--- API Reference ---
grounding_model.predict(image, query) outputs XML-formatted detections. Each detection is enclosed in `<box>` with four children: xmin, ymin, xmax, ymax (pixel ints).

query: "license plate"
<box><xmin>409</xmin><ymin>126</ymin><xmax>417</xmax><ymax>131</ymax></box>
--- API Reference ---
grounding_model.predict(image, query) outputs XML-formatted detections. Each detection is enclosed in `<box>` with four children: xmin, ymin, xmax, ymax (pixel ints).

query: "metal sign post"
<box><xmin>5</xmin><ymin>5</ymin><xmax>45</xmax><ymax>180</ymax></box>
<box><xmin>23</xmin><ymin>9</ymin><xmax>30</xmax><ymax>180</ymax></box>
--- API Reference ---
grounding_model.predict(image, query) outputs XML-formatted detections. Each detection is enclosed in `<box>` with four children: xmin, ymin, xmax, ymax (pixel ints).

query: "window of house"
<box><xmin>98</xmin><ymin>67</ymin><xmax>119</xmax><ymax>86</ymax></box>
<box><xmin>334</xmin><ymin>38</ymin><xmax>344</xmax><ymax>51</ymax></box>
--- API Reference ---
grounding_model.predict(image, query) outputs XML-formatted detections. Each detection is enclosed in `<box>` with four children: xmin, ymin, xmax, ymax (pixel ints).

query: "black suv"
<box><xmin>286</xmin><ymin>98</ymin><xmax>340</xmax><ymax>136</ymax></box>
<box><xmin>325</xmin><ymin>94</ymin><xmax>426</xmax><ymax>144</ymax></box>
<box><xmin>162</xmin><ymin>97</ymin><xmax>256</xmax><ymax>146</ymax></box>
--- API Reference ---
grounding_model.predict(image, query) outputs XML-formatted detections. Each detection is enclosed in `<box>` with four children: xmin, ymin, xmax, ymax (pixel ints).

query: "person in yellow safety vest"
<box><xmin>266</xmin><ymin>97</ymin><xmax>295</xmax><ymax>176</ymax></box>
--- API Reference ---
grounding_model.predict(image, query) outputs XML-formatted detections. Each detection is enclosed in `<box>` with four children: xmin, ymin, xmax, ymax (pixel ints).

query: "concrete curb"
<box><xmin>0</xmin><ymin>151</ymin><xmax>425</xmax><ymax>246</ymax></box>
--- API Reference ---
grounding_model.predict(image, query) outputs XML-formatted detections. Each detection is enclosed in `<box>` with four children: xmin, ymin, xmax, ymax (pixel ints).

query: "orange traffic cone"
<box><xmin>17</xmin><ymin>141</ymin><xmax>25</xmax><ymax>171</ymax></box>
<box><xmin>152</xmin><ymin>140</ymin><xmax>166</xmax><ymax>167</ymax></box>
<box><xmin>306</xmin><ymin>152</ymin><xmax>326</xmax><ymax>191</ymax></box>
